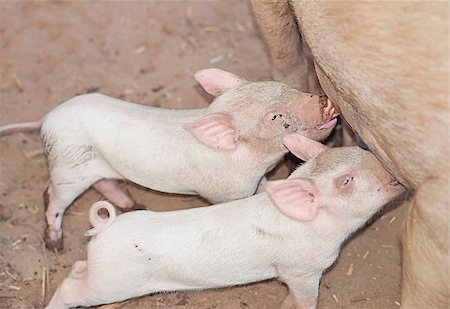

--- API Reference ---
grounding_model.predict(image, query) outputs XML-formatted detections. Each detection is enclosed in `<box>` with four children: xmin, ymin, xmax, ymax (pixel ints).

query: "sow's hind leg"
<box><xmin>401</xmin><ymin>177</ymin><xmax>449</xmax><ymax>308</ymax></box>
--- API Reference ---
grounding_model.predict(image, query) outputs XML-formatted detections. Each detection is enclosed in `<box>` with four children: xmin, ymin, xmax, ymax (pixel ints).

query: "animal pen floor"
<box><xmin>0</xmin><ymin>1</ymin><xmax>407</xmax><ymax>308</ymax></box>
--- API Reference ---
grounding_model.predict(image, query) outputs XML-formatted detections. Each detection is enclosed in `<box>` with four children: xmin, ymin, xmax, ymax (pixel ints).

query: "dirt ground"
<box><xmin>0</xmin><ymin>1</ymin><xmax>408</xmax><ymax>308</ymax></box>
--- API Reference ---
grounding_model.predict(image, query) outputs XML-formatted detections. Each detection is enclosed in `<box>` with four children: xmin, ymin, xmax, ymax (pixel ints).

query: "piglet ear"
<box><xmin>265</xmin><ymin>178</ymin><xmax>319</xmax><ymax>221</ymax></box>
<box><xmin>195</xmin><ymin>68</ymin><xmax>247</xmax><ymax>97</ymax></box>
<box><xmin>283</xmin><ymin>134</ymin><xmax>328</xmax><ymax>161</ymax></box>
<box><xmin>184</xmin><ymin>113</ymin><xmax>239</xmax><ymax>150</ymax></box>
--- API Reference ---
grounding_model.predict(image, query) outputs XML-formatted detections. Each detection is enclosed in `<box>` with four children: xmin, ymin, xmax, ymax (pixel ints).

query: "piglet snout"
<box><xmin>316</xmin><ymin>97</ymin><xmax>339</xmax><ymax>130</ymax></box>
<box><xmin>320</xmin><ymin>96</ymin><xmax>339</xmax><ymax>118</ymax></box>
<box><xmin>388</xmin><ymin>178</ymin><xmax>400</xmax><ymax>186</ymax></box>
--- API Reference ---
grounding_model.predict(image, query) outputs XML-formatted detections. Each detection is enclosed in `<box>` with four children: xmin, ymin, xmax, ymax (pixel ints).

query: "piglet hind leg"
<box><xmin>44</xmin><ymin>158</ymin><xmax>132</xmax><ymax>251</ymax></box>
<box><xmin>44</xmin><ymin>182</ymin><xmax>94</xmax><ymax>251</ymax></box>
<box><xmin>45</xmin><ymin>260</ymin><xmax>104</xmax><ymax>309</ymax></box>
<box><xmin>93</xmin><ymin>179</ymin><xmax>146</xmax><ymax>212</ymax></box>
<box><xmin>44</xmin><ymin>179</ymin><xmax>139</xmax><ymax>251</ymax></box>
<box><xmin>281</xmin><ymin>275</ymin><xmax>320</xmax><ymax>309</ymax></box>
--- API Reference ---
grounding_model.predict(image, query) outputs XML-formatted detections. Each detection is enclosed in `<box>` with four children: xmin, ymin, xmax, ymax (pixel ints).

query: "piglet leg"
<box><xmin>44</xmin><ymin>178</ymin><xmax>143</xmax><ymax>251</ymax></box>
<box><xmin>45</xmin><ymin>261</ymin><xmax>99</xmax><ymax>309</ymax></box>
<box><xmin>401</xmin><ymin>178</ymin><xmax>448</xmax><ymax>308</ymax></box>
<box><xmin>93</xmin><ymin>179</ymin><xmax>146</xmax><ymax>211</ymax></box>
<box><xmin>251</xmin><ymin>0</ymin><xmax>314</xmax><ymax>92</ymax></box>
<box><xmin>44</xmin><ymin>182</ymin><xmax>92</xmax><ymax>251</ymax></box>
<box><xmin>281</xmin><ymin>275</ymin><xmax>320</xmax><ymax>309</ymax></box>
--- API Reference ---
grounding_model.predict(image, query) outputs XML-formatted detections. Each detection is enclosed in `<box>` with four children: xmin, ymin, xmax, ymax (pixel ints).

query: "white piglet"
<box><xmin>45</xmin><ymin>136</ymin><xmax>404</xmax><ymax>309</ymax></box>
<box><xmin>33</xmin><ymin>68</ymin><xmax>337</xmax><ymax>250</ymax></box>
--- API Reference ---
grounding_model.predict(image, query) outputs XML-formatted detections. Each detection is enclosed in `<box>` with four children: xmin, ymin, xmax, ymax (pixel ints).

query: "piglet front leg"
<box><xmin>280</xmin><ymin>274</ymin><xmax>320</xmax><ymax>309</ymax></box>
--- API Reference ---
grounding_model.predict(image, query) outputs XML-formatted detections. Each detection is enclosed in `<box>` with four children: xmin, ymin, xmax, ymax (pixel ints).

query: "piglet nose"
<box><xmin>319</xmin><ymin>94</ymin><xmax>328</xmax><ymax>108</ymax></box>
<box><xmin>388</xmin><ymin>178</ymin><xmax>400</xmax><ymax>186</ymax></box>
<box><xmin>321</xmin><ymin>97</ymin><xmax>339</xmax><ymax>118</ymax></box>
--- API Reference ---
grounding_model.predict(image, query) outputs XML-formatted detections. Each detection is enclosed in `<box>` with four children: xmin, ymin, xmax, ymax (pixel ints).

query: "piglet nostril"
<box><xmin>318</xmin><ymin>95</ymin><xmax>328</xmax><ymax>109</ymax></box>
<box><xmin>389</xmin><ymin>178</ymin><xmax>399</xmax><ymax>186</ymax></box>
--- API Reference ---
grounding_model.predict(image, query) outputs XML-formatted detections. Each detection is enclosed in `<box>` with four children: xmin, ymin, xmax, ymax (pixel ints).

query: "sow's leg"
<box><xmin>401</xmin><ymin>177</ymin><xmax>449</xmax><ymax>308</ymax></box>
<box><xmin>251</xmin><ymin>0</ymin><xmax>320</xmax><ymax>93</ymax></box>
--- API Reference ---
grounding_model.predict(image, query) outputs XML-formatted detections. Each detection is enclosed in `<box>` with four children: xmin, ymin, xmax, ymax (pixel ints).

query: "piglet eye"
<box><xmin>271</xmin><ymin>114</ymin><xmax>283</xmax><ymax>121</ymax></box>
<box><xmin>342</xmin><ymin>176</ymin><xmax>353</xmax><ymax>187</ymax></box>
<box><xmin>335</xmin><ymin>175</ymin><xmax>354</xmax><ymax>189</ymax></box>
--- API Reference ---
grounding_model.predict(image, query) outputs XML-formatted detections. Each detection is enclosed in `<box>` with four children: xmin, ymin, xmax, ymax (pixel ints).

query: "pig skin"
<box><xmin>40</xmin><ymin>69</ymin><xmax>337</xmax><ymax>251</ymax></box>
<box><xmin>251</xmin><ymin>1</ymin><xmax>449</xmax><ymax>308</ymax></box>
<box><xmin>45</xmin><ymin>144</ymin><xmax>405</xmax><ymax>309</ymax></box>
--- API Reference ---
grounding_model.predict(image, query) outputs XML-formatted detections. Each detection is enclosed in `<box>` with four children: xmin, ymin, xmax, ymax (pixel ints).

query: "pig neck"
<box><xmin>311</xmin><ymin>206</ymin><xmax>378</xmax><ymax>245</ymax></box>
<box><xmin>211</xmin><ymin>194</ymin><xmax>347</xmax><ymax>273</ymax></box>
<box><xmin>172</xmin><ymin>109</ymin><xmax>285</xmax><ymax>171</ymax></box>
<box><xmin>231</xmin><ymin>143</ymin><xmax>286</xmax><ymax>172</ymax></box>
<box><xmin>219</xmin><ymin>193</ymin><xmax>339</xmax><ymax>250</ymax></box>
<box><xmin>174</xmin><ymin>120</ymin><xmax>286</xmax><ymax>200</ymax></box>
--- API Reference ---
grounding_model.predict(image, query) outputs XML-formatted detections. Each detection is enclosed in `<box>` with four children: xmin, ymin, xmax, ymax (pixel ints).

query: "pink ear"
<box><xmin>184</xmin><ymin>113</ymin><xmax>239</xmax><ymax>150</ymax></box>
<box><xmin>282</xmin><ymin>134</ymin><xmax>328</xmax><ymax>161</ymax></box>
<box><xmin>265</xmin><ymin>178</ymin><xmax>319</xmax><ymax>221</ymax></box>
<box><xmin>194</xmin><ymin>68</ymin><xmax>247</xmax><ymax>96</ymax></box>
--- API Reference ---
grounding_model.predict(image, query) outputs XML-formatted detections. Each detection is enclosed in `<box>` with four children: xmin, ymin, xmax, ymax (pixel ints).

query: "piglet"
<box><xmin>35</xmin><ymin>68</ymin><xmax>336</xmax><ymax>251</ymax></box>
<box><xmin>45</xmin><ymin>137</ymin><xmax>404</xmax><ymax>309</ymax></box>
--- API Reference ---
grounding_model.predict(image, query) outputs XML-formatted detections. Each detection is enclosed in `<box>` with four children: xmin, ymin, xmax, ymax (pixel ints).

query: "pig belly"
<box><xmin>91</xmin><ymin>129</ymin><xmax>197</xmax><ymax>195</ymax></box>
<box><xmin>291</xmin><ymin>1</ymin><xmax>449</xmax><ymax>186</ymax></box>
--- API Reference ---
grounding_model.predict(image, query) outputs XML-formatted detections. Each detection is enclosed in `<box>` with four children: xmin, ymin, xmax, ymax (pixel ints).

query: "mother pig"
<box><xmin>251</xmin><ymin>1</ymin><xmax>448</xmax><ymax>308</ymax></box>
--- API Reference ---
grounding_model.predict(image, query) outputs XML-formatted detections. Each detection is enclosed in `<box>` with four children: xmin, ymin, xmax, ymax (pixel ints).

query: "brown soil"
<box><xmin>0</xmin><ymin>1</ymin><xmax>407</xmax><ymax>308</ymax></box>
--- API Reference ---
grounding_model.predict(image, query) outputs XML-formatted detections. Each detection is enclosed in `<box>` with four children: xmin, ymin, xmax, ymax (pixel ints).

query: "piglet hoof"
<box><xmin>281</xmin><ymin>294</ymin><xmax>297</xmax><ymax>309</ymax></box>
<box><xmin>44</xmin><ymin>228</ymin><xmax>64</xmax><ymax>252</ymax></box>
<box><xmin>121</xmin><ymin>203</ymin><xmax>147</xmax><ymax>213</ymax></box>
<box><xmin>281</xmin><ymin>294</ymin><xmax>315</xmax><ymax>309</ymax></box>
<box><xmin>43</xmin><ymin>187</ymin><xmax>50</xmax><ymax>210</ymax></box>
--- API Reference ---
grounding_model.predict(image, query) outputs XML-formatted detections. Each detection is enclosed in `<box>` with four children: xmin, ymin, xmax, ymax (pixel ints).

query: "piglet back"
<box><xmin>85</xmin><ymin>201</ymin><xmax>116</xmax><ymax>237</ymax></box>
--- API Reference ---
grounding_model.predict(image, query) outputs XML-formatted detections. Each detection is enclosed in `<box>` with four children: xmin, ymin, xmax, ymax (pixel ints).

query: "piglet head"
<box><xmin>187</xmin><ymin>68</ymin><xmax>338</xmax><ymax>154</ymax></box>
<box><xmin>266</xmin><ymin>136</ymin><xmax>405</xmax><ymax>226</ymax></box>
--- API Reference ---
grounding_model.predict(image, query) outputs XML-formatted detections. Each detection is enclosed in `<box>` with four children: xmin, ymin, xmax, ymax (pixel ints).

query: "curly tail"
<box><xmin>85</xmin><ymin>201</ymin><xmax>116</xmax><ymax>237</ymax></box>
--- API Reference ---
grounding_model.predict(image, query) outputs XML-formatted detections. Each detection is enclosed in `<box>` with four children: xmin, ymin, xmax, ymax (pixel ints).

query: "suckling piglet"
<box><xmin>45</xmin><ymin>136</ymin><xmax>404</xmax><ymax>309</ymax></box>
<box><xmin>35</xmin><ymin>68</ymin><xmax>337</xmax><ymax>250</ymax></box>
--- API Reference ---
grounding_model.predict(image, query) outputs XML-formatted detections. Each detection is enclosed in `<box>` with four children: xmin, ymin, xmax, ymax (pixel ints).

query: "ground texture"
<box><xmin>0</xmin><ymin>1</ymin><xmax>406</xmax><ymax>308</ymax></box>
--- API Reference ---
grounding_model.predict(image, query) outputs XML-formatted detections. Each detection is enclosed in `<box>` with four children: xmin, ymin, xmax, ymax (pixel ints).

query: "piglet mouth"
<box><xmin>316</xmin><ymin>97</ymin><xmax>339</xmax><ymax>130</ymax></box>
<box><xmin>378</xmin><ymin>178</ymin><xmax>402</xmax><ymax>192</ymax></box>
<box><xmin>316</xmin><ymin>117</ymin><xmax>337</xmax><ymax>130</ymax></box>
